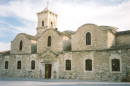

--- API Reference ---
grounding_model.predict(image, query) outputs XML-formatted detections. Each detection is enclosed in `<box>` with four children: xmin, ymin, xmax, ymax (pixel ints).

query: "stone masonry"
<box><xmin>0</xmin><ymin>4</ymin><xmax>130</xmax><ymax>81</ymax></box>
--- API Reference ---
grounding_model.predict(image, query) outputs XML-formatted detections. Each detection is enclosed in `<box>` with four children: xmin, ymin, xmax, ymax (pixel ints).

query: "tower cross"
<box><xmin>47</xmin><ymin>0</ymin><xmax>49</xmax><ymax>8</ymax></box>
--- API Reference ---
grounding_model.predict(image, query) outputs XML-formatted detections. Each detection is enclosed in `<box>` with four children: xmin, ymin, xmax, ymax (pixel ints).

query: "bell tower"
<box><xmin>36</xmin><ymin>1</ymin><xmax>58</xmax><ymax>35</ymax></box>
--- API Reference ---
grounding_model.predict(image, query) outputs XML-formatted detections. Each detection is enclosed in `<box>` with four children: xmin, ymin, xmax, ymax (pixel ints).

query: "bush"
<box><xmin>121</xmin><ymin>74</ymin><xmax>130</xmax><ymax>82</ymax></box>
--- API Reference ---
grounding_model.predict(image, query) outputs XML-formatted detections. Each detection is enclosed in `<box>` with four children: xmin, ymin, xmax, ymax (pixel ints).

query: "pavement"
<box><xmin>0</xmin><ymin>76</ymin><xmax>130</xmax><ymax>86</ymax></box>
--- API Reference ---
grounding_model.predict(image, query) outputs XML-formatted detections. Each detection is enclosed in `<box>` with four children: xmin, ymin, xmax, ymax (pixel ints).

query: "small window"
<box><xmin>85</xmin><ymin>59</ymin><xmax>92</xmax><ymax>71</ymax></box>
<box><xmin>86</xmin><ymin>32</ymin><xmax>91</xmax><ymax>45</ymax></box>
<box><xmin>31</xmin><ymin>60</ymin><xmax>35</xmax><ymax>69</ymax></box>
<box><xmin>66</xmin><ymin>60</ymin><xmax>71</xmax><ymax>70</ymax></box>
<box><xmin>48</xmin><ymin>36</ymin><xmax>51</xmax><ymax>47</ymax></box>
<box><xmin>19</xmin><ymin>40</ymin><xmax>23</xmax><ymax>50</ymax></box>
<box><xmin>112</xmin><ymin>59</ymin><xmax>120</xmax><ymax>71</ymax></box>
<box><xmin>51</xmin><ymin>22</ymin><xmax>53</xmax><ymax>27</ymax></box>
<box><xmin>5</xmin><ymin>61</ymin><xmax>8</xmax><ymax>69</ymax></box>
<box><xmin>42</xmin><ymin>21</ymin><xmax>44</xmax><ymax>26</ymax></box>
<box><xmin>17</xmin><ymin>61</ymin><xmax>21</xmax><ymax>69</ymax></box>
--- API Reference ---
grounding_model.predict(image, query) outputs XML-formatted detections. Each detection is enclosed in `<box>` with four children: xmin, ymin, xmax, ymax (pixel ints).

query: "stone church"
<box><xmin>0</xmin><ymin>3</ymin><xmax>130</xmax><ymax>81</ymax></box>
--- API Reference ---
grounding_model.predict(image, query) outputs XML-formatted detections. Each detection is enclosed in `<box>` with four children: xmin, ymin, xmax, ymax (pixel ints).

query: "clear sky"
<box><xmin>0</xmin><ymin>0</ymin><xmax>130</xmax><ymax>52</ymax></box>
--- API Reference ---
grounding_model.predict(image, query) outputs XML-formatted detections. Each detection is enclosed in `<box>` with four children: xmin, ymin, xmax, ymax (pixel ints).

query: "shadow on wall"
<box><xmin>63</xmin><ymin>40</ymin><xmax>71</xmax><ymax>51</ymax></box>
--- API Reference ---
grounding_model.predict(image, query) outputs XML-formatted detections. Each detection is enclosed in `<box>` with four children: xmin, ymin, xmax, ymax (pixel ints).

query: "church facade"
<box><xmin>0</xmin><ymin>5</ymin><xmax>130</xmax><ymax>81</ymax></box>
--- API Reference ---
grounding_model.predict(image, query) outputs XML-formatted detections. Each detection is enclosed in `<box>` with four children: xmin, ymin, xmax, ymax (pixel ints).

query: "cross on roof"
<box><xmin>47</xmin><ymin>0</ymin><xmax>49</xmax><ymax>8</ymax></box>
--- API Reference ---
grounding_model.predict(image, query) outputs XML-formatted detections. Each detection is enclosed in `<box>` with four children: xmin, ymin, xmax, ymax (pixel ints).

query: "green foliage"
<box><xmin>121</xmin><ymin>74</ymin><xmax>130</xmax><ymax>82</ymax></box>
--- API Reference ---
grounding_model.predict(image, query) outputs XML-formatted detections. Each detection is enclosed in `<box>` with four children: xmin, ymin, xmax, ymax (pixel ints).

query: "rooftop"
<box><xmin>116</xmin><ymin>30</ymin><xmax>130</xmax><ymax>36</ymax></box>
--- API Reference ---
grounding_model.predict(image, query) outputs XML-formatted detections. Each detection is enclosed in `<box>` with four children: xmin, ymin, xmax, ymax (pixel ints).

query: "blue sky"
<box><xmin>0</xmin><ymin>0</ymin><xmax>130</xmax><ymax>52</ymax></box>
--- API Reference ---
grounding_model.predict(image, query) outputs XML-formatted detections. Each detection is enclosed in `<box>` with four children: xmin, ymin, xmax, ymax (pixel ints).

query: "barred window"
<box><xmin>112</xmin><ymin>59</ymin><xmax>120</xmax><ymax>71</ymax></box>
<box><xmin>66</xmin><ymin>60</ymin><xmax>71</xmax><ymax>70</ymax></box>
<box><xmin>85</xmin><ymin>59</ymin><xmax>92</xmax><ymax>71</ymax></box>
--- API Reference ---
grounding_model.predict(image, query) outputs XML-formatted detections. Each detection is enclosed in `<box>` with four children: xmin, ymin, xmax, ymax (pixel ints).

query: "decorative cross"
<box><xmin>47</xmin><ymin>0</ymin><xmax>49</xmax><ymax>8</ymax></box>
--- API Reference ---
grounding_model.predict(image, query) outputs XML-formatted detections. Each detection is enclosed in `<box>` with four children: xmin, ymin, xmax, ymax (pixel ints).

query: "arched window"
<box><xmin>17</xmin><ymin>61</ymin><xmax>21</xmax><ymax>69</ymax></box>
<box><xmin>66</xmin><ymin>60</ymin><xmax>71</xmax><ymax>70</ymax></box>
<box><xmin>112</xmin><ymin>59</ymin><xmax>120</xmax><ymax>71</ymax></box>
<box><xmin>42</xmin><ymin>21</ymin><xmax>44</xmax><ymax>26</ymax></box>
<box><xmin>19</xmin><ymin>40</ymin><xmax>23</xmax><ymax>50</ymax></box>
<box><xmin>86</xmin><ymin>32</ymin><xmax>91</xmax><ymax>45</ymax></box>
<box><xmin>31</xmin><ymin>60</ymin><xmax>35</xmax><ymax>69</ymax></box>
<box><xmin>5</xmin><ymin>61</ymin><xmax>8</xmax><ymax>69</ymax></box>
<box><xmin>48</xmin><ymin>36</ymin><xmax>51</xmax><ymax>47</ymax></box>
<box><xmin>51</xmin><ymin>22</ymin><xmax>53</xmax><ymax>27</ymax></box>
<box><xmin>85</xmin><ymin>59</ymin><xmax>92</xmax><ymax>71</ymax></box>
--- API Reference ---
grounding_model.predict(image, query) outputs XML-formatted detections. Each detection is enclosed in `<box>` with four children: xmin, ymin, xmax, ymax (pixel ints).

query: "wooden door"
<box><xmin>45</xmin><ymin>64</ymin><xmax>52</xmax><ymax>78</ymax></box>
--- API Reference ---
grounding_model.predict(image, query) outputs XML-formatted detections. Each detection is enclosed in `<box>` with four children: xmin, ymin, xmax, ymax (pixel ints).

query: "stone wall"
<box><xmin>37</xmin><ymin>29</ymin><xmax>64</xmax><ymax>53</ymax></box>
<box><xmin>37</xmin><ymin>11</ymin><xmax>48</xmax><ymax>27</ymax></box>
<box><xmin>11</xmin><ymin>34</ymin><xmax>32</xmax><ymax>54</ymax></box>
<box><xmin>107</xmin><ymin>30</ymin><xmax>115</xmax><ymax>48</ymax></box>
<box><xmin>63</xmin><ymin>36</ymin><xmax>71</xmax><ymax>51</ymax></box>
<box><xmin>36</xmin><ymin>27</ymin><xmax>49</xmax><ymax>36</ymax></box>
<box><xmin>127</xmin><ymin>49</ymin><xmax>130</xmax><ymax>73</ymax></box>
<box><xmin>38</xmin><ymin>50</ymin><xmax>59</xmax><ymax>79</ymax></box>
<box><xmin>1</xmin><ymin>2</ymin><xmax>130</xmax><ymax>81</ymax></box>
<box><xmin>59</xmin><ymin>49</ymin><xmax>129</xmax><ymax>81</ymax></box>
<box><xmin>31</xmin><ymin>40</ymin><xmax>37</xmax><ymax>54</ymax></box>
<box><xmin>71</xmin><ymin>24</ymin><xmax>108</xmax><ymax>51</ymax></box>
<box><xmin>0</xmin><ymin>54</ymin><xmax>39</xmax><ymax>78</ymax></box>
<box><xmin>0</xmin><ymin>49</ymin><xmax>129</xmax><ymax>81</ymax></box>
<box><xmin>37</xmin><ymin>10</ymin><xmax>57</xmax><ymax>28</ymax></box>
<box><xmin>116</xmin><ymin>34</ymin><xmax>130</xmax><ymax>45</ymax></box>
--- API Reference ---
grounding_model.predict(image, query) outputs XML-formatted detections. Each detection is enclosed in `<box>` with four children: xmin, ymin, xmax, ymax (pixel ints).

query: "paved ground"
<box><xmin>0</xmin><ymin>76</ymin><xmax>130</xmax><ymax>86</ymax></box>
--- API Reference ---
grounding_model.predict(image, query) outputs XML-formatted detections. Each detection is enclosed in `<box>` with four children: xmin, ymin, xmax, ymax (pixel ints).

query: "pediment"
<box><xmin>38</xmin><ymin>49</ymin><xmax>59</xmax><ymax>59</ymax></box>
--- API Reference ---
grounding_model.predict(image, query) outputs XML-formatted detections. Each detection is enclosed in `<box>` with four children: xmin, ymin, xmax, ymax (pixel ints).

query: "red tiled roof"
<box><xmin>0</xmin><ymin>50</ymin><xmax>10</xmax><ymax>54</ymax></box>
